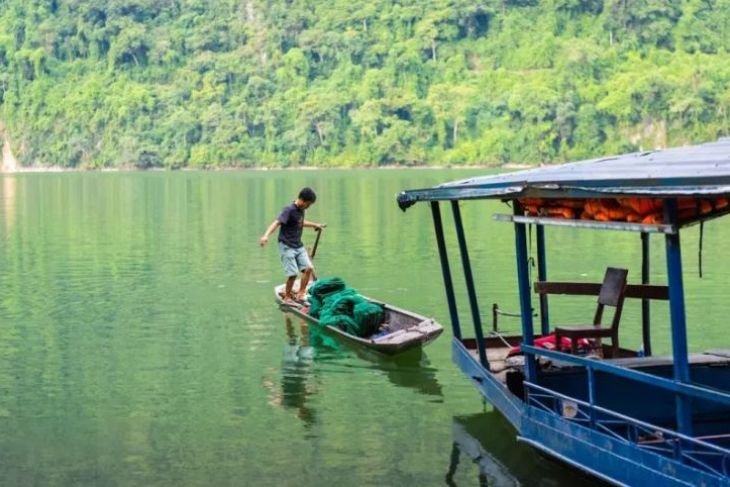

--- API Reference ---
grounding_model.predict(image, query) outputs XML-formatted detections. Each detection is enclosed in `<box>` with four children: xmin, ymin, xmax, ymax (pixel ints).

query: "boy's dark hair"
<box><xmin>299</xmin><ymin>187</ymin><xmax>316</xmax><ymax>203</ymax></box>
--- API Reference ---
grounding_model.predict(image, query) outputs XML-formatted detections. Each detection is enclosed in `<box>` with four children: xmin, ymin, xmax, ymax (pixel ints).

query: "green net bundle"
<box><xmin>308</xmin><ymin>277</ymin><xmax>347</xmax><ymax>318</ymax></box>
<box><xmin>353</xmin><ymin>301</ymin><xmax>385</xmax><ymax>337</ymax></box>
<box><xmin>307</xmin><ymin>277</ymin><xmax>384</xmax><ymax>337</ymax></box>
<box><xmin>319</xmin><ymin>313</ymin><xmax>359</xmax><ymax>335</ymax></box>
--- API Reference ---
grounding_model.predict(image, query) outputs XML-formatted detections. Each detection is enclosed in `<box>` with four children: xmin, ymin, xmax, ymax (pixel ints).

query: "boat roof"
<box><xmin>398</xmin><ymin>138</ymin><xmax>730</xmax><ymax>210</ymax></box>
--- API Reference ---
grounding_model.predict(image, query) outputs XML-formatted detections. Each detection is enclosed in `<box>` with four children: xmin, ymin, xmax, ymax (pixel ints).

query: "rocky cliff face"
<box><xmin>0</xmin><ymin>124</ymin><xmax>18</xmax><ymax>172</ymax></box>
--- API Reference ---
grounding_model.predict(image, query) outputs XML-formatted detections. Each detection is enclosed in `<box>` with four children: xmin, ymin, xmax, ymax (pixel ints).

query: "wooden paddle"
<box><xmin>310</xmin><ymin>227</ymin><xmax>323</xmax><ymax>259</ymax></box>
<box><xmin>309</xmin><ymin>227</ymin><xmax>323</xmax><ymax>281</ymax></box>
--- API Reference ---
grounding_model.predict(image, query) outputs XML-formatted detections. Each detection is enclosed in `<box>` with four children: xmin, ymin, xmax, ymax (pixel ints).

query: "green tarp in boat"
<box><xmin>308</xmin><ymin>277</ymin><xmax>384</xmax><ymax>338</ymax></box>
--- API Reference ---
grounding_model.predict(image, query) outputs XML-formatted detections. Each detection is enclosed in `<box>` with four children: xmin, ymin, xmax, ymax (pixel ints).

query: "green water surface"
<box><xmin>0</xmin><ymin>170</ymin><xmax>727</xmax><ymax>486</ymax></box>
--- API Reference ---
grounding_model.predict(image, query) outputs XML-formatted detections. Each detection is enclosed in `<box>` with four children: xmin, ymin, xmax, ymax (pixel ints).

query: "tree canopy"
<box><xmin>1</xmin><ymin>0</ymin><xmax>729</xmax><ymax>168</ymax></box>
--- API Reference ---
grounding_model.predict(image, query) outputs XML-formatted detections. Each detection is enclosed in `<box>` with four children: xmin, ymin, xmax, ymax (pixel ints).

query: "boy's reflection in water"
<box><xmin>264</xmin><ymin>312</ymin><xmax>318</xmax><ymax>428</ymax></box>
<box><xmin>264</xmin><ymin>311</ymin><xmax>445</xmax><ymax>430</ymax></box>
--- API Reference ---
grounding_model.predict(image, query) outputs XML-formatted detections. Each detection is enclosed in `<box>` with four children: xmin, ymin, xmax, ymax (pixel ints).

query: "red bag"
<box><xmin>508</xmin><ymin>333</ymin><xmax>592</xmax><ymax>356</ymax></box>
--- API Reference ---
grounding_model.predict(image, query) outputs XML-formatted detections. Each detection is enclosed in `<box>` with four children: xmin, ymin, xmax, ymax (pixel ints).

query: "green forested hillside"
<box><xmin>0</xmin><ymin>0</ymin><xmax>729</xmax><ymax>168</ymax></box>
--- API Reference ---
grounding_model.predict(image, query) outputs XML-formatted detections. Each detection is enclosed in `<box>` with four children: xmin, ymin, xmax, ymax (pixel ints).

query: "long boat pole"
<box><xmin>430</xmin><ymin>202</ymin><xmax>462</xmax><ymax>341</ymax></box>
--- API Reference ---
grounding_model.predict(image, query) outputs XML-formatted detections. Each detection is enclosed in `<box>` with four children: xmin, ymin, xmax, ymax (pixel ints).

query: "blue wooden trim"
<box><xmin>516</xmin><ymin>436</ymin><xmax>634</xmax><ymax>486</ymax></box>
<box><xmin>451</xmin><ymin>201</ymin><xmax>488</xmax><ymax>368</ymax></box>
<box><xmin>513</xmin><ymin>204</ymin><xmax>537</xmax><ymax>381</ymax></box>
<box><xmin>430</xmin><ymin>202</ymin><xmax>461</xmax><ymax>340</ymax></box>
<box><xmin>587</xmin><ymin>367</ymin><xmax>596</xmax><ymax>428</ymax></box>
<box><xmin>641</xmin><ymin>232</ymin><xmax>652</xmax><ymax>356</ymax></box>
<box><xmin>520</xmin><ymin>403</ymin><xmax>730</xmax><ymax>486</ymax></box>
<box><xmin>526</xmin><ymin>381</ymin><xmax>730</xmax><ymax>457</ymax></box>
<box><xmin>536</xmin><ymin>225</ymin><xmax>549</xmax><ymax>335</ymax></box>
<box><xmin>521</xmin><ymin>345</ymin><xmax>730</xmax><ymax>408</ymax></box>
<box><xmin>452</xmin><ymin>337</ymin><xmax>730</xmax><ymax>484</ymax></box>
<box><xmin>524</xmin><ymin>381</ymin><xmax>730</xmax><ymax>480</ymax></box>
<box><xmin>452</xmin><ymin>338</ymin><xmax>523</xmax><ymax>429</ymax></box>
<box><xmin>664</xmin><ymin>198</ymin><xmax>694</xmax><ymax>436</ymax></box>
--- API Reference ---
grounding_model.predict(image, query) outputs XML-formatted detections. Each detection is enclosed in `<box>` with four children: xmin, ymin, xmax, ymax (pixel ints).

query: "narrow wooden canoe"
<box><xmin>274</xmin><ymin>283</ymin><xmax>443</xmax><ymax>355</ymax></box>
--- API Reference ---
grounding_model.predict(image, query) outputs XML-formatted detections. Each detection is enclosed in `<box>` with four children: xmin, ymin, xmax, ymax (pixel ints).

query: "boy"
<box><xmin>259</xmin><ymin>187</ymin><xmax>325</xmax><ymax>304</ymax></box>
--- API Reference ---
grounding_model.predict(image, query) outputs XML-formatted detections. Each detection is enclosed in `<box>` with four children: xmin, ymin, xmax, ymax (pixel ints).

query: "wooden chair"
<box><xmin>554</xmin><ymin>267</ymin><xmax>628</xmax><ymax>357</ymax></box>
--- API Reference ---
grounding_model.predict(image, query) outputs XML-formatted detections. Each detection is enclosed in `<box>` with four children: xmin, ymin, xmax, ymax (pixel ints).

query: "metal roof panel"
<box><xmin>398</xmin><ymin>138</ymin><xmax>730</xmax><ymax>210</ymax></box>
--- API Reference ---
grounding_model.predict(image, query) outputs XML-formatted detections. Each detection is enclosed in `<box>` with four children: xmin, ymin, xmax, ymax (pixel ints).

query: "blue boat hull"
<box><xmin>453</xmin><ymin>338</ymin><xmax>730</xmax><ymax>486</ymax></box>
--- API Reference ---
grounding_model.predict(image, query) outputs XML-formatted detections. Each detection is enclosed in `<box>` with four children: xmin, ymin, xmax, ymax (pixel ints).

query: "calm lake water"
<box><xmin>0</xmin><ymin>170</ymin><xmax>728</xmax><ymax>486</ymax></box>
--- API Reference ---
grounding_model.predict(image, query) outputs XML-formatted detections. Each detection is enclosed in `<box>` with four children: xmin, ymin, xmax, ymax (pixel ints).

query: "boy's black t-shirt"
<box><xmin>277</xmin><ymin>203</ymin><xmax>304</xmax><ymax>248</ymax></box>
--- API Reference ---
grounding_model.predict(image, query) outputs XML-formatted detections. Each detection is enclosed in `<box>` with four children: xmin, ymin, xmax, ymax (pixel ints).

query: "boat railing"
<box><xmin>523</xmin><ymin>379</ymin><xmax>730</xmax><ymax>477</ymax></box>
<box><xmin>522</xmin><ymin>345</ymin><xmax>730</xmax><ymax>408</ymax></box>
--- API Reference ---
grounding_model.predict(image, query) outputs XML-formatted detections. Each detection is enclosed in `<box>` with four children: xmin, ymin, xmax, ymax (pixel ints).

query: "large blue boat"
<box><xmin>398</xmin><ymin>138</ymin><xmax>730</xmax><ymax>486</ymax></box>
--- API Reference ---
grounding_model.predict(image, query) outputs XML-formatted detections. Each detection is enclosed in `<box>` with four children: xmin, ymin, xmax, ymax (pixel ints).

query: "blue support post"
<box><xmin>663</xmin><ymin>199</ymin><xmax>693</xmax><ymax>436</ymax></box>
<box><xmin>430</xmin><ymin>202</ymin><xmax>462</xmax><ymax>340</ymax></box>
<box><xmin>587</xmin><ymin>367</ymin><xmax>596</xmax><ymax>428</ymax></box>
<box><xmin>513</xmin><ymin>203</ymin><xmax>537</xmax><ymax>382</ymax></box>
<box><xmin>451</xmin><ymin>201</ymin><xmax>488</xmax><ymax>368</ymax></box>
<box><xmin>536</xmin><ymin>225</ymin><xmax>549</xmax><ymax>336</ymax></box>
<box><xmin>641</xmin><ymin>232</ymin><xmax>652</xmax><ymax>356</ymax></box>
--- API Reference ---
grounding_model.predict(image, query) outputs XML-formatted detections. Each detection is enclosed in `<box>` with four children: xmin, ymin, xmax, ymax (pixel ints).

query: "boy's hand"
<box><xmin>315</xmin><ymin>223</ymin><xmax>327</xmax><ymax>231</ymax></box>
<box><xmin>259</xmin><ymin>236</ymin><xmax>269</xmax><ymax>247</ymax></box>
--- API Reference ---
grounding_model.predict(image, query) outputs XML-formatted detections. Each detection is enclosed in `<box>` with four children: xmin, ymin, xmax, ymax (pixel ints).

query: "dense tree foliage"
<box><xmin>0</xmin><ymin>0</ymin><xmax>729</xmax><ymax>168</ymax></box>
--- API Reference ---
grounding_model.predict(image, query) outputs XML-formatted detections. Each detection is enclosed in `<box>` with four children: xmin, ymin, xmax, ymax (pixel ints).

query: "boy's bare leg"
<box><xmin>283</xmin><ymin>276</ymin><xmax>297</xmax><ymax>300</ymax></box>
<box><xmin>296</xmin><ymin>268</ymin><xmax>313</xmax><ymax>300</ymax></box>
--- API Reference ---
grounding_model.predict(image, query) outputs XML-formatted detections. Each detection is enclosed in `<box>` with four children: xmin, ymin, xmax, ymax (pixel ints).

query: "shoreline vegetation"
<box><xmin>0</xmin><ymin>160</ymin><xmax>532</xmax><ymax>173</ymax></box>
<box><xmin>0</xmin><ymin>125</ymin><xmax>530</xmax><ymax>172</ymax></box>
<box><xmin>1</xmin><ymin>2</ymin><xmax>729</xmax><ymax>170</ymax></box>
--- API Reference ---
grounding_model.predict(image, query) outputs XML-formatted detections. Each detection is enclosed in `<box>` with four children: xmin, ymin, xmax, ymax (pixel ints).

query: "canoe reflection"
<box><xmin>303</xmin><ymin>313</ymin><xmax>443</xmax><ymax>398</ymax></box>
<box><xmin>450</xmin><ymin>413</ymin><xmax>603</xmax><ymax>486</ymax></box>
<box><xmin>267</xmin><ymin>312</ymin><xmax>444</xmax><ymax>427</ymax></box>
